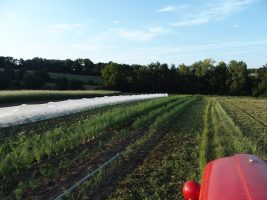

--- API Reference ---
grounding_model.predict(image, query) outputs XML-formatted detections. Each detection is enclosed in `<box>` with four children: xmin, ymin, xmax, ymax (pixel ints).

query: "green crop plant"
<box><xmin>198</xmin><ymin>97</ymin><xmax>258</xmax><ymax>180</ymax></box>
<box><xmin>218</xmin><ymin>97</ymin><xmax>267</xmax><ymax>158</ymax></box>
<box><xmin>33</xmin><ymin>96</ymin><xmax>188</xmax><ymax>189</ymax></box>
<box><xmin>67</xmin><ymin>96</ymin><xmax>200</xmax><ymax>199</ymax></box>
<box><xmin>2</xmin><ymin>95</ymin><xmax>265</xmax><ymax>200</ymax></box>
<box><xmin>106</xmin><ymin>97</ymin><xmax>205</xmax><ymax>200</ymax></box>
<box><xmin>212</xmin><ymin>100</ymin><xmax>256</xmax><ymax>155</ymax></box>
<box><xmin>2</xmin><ymin>96</ymin><xmax>186</xmax><ymax>198</ymax></box>
<box><xmin>13</xmin><ymin>180</ymin><xmax>36</xmax><ymax>200</ymax></box>
<box><xmin>0</xmin><ymin>96</ymin><xmax>180</xmax><ymax>178</ymax></box>
<box><xmin>132</xmin><ymin>96</ymin><xmax>191</xmax><ymax>129</ymax></box>
<box><xmin>125</xmin><ymin>96</ymin><xmax>198</xmax><ymax>156</ymax></box>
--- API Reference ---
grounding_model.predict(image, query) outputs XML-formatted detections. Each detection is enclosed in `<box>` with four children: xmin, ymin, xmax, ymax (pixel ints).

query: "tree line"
<box><xmin>0</xmin><ymin>68</ymin><xmax>85</xmax><ymax>90</ymax></box>
<box><xmin>0</xmin><ymin>56</ymin><xmax>103</xmax><ymax>75</ymax></box>
<box><xmin>0</xmin><ymin>56</ymin><xmax>266</xmax><ymax>96</ymax></box>
<box><xmin>0</xmin><ymin>56</ymin><xmax>98</xmax><ymax>90</ymax></box>
<box><xmin>102</xmin><ymin>59</ymin><xmax>267</xmax><ymax>96</ymax></box>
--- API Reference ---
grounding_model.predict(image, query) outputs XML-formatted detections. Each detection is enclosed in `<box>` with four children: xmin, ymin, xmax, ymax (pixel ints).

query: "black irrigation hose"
<box><xmin>54</xmin><ymin>153</ymin><xmax>120</xmax><ymax>200</ymax></box>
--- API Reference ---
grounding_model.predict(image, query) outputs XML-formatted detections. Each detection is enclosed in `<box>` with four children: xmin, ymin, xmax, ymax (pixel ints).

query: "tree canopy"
<box><xmin>0</xmin><ymin>56</ymin><xmax>266</xmax><ymax>96</ymax></box>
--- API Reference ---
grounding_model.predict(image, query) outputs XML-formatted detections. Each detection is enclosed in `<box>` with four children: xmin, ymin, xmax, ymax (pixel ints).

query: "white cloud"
<box><xmin>117</xmin><ymin>29</ymin><xmax>154</xmax><ymax>41</ymax></box>
<box><xmin>111</xmin><ymin>25</ymin><xmax>170</xmax><ymax>42</ymax></box>
<box><xmin>170</xmin><ymin>0</ymin><xmax>256</xmax><ymax>27</ymax></box>
<box><xmin>170</xmin><ymin>18</ymin><xmax>210</xmax><ymax>27</ymax></box>
<box><xmin>134</xmin><ymin>39</ymin><xmax>267</xmax><ymax>54</ymax></box>
<box><xmin>157</xmin><ymin>5</ymin><xmax>178</xmax><ymax>13</ymax></box>
<box><xmin>156</xmin><ymin>5</ymin><xmax>189</xmax><ymax>13</ymax></box>
<box><xmin>145</xmin><ymin>26</ymin><xmax>166</xmax><ymax>34</ymax></box>
<box><xmin>49</xmin><ymin>23</ymin><xmax>82</xmax><ymax>34</ymax></box>
<box><xmin>109</xmin><ymin>39</ymin><xmax>267</xmax><ymax>66</ymax></box>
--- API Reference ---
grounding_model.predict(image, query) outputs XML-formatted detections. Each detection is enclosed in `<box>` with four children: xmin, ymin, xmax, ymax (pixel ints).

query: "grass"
<box><xmin>0</xmin><ymin>90</ymin><xmax>119</xmax><ymax>104</ymax></box>
<box><xmin>218</xmin><ymin>97</ymin><xmax>267</xmax><ymax>158</ymax></box>
<box><xmin>198</xmin><ymin>97</ymin><xmax>258</xmax><ymax>179</ymax></box>
<box><xmin>48</xmin><ymin>72</ymin><xmax>102</xmax><ymax>84</ymax></box>
<box><xmin>69</xmin><ymin>96</ymin><xmax>200</xmax><ymax>200</ymax></box>
<box><xmin>1</xmin><ymin>96</ymin><xmax>193</xmax><ymax>199</ymax></box>
<box><xmin>0</xmin><ymin>96</ymin><xmax>180</xmax><ymax>178</ymax></box>
<box><xmin>0</xmin><ymin>95</ymin><xmax>266</xmax><ymax>199</ymax></box>
<box><xmin>106</xmin><ymin>97</ymin><xmax>204</xmax><ymax>200</ymax></box>
<box><xmin>39</xmin><ymin>96</ymin><xmax>191</xmax><ymax>199</ymax></box>
<box><xmin>221</xmin><ymin>97</ymin><xmax>267</xmax><ymax>126</ymax></box>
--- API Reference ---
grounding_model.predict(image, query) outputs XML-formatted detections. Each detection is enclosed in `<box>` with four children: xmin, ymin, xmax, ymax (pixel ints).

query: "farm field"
<box><xmin>0</xmin><ymin>95</ymin><xmax>266</xmax><ymax>199</ymax></box>
<box><xmin>47</xmin><ymin>72</ymin><xmax>102</xmax><ymax>85</ymax></box>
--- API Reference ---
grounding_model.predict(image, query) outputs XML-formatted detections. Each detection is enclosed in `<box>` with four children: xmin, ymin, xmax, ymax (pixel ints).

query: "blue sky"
<box><xmin>0</xmin><ymin>0</ymin><xmax>266</xmax><ymax>68</ymax></box>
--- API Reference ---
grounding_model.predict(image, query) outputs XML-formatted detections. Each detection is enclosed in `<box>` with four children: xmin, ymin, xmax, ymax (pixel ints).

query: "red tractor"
<box><xmin>182</xmin><ymin>154</ymin><xmax>267</xmax><ymax>200</ymax></box>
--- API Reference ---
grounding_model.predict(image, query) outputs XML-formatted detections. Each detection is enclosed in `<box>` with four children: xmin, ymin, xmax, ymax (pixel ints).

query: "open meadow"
<box><xmin>0</xmin><ymin>94</ymin><xmax>266</xmax><ymax>200</ymax></box>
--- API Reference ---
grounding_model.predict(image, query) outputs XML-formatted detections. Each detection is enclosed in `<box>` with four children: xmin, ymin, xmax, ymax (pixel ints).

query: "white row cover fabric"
<box><xmin>0</xmin><ymin>94</ymin><xmax>168</xmax><ymax>127</ymax></box>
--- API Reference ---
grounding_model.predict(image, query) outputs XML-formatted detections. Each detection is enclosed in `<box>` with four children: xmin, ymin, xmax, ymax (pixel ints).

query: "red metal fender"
<box><xmin>183</xmin><ymin>154</ymin><xmax>267</xmax><ymax>200</ymax></box>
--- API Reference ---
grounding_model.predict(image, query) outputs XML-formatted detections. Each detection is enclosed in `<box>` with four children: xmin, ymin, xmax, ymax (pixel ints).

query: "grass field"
<box><xmin>0</xmin><ymin>90</ymin><xmax>119</xmax><ymax>105</ymax></box>
<box><xmin>0</xmin><ymin>95</ymin><xmax>266</xmax><ymax>199</ymax></box>
<box><xmin>48</xmin><ymin>72</ymin><xmax>102</xmax><ymax>84</ymax></box>
<box><xmin>0</xmin><ymin>68</ymin><xmax>103</xmax><ymax>85</ymax></box>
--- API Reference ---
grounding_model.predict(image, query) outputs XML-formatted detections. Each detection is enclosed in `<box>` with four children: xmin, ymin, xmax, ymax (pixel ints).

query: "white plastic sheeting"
<box><xmin>0</xmin><ymin>94</ymin><xmax>168</xmax><ymax>127</ymax></box>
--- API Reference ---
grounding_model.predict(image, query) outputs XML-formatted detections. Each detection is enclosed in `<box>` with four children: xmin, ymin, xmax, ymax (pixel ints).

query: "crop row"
<box><xmin>34</xmin><ymin>95</ymin><xmax>191</xmax><ymax>199</ymax></box>
<box><xmin>0</xmin><ymin>100</ymin><xmax>143</xmax><ymax>142</ymax></box>
<box><xmin>220</xmin><ymin>97</ymin><xmax>267</xmax><ymax>126</ymax></box>
<box><xmin>0</xmin><ymin>95</ymin><xmax>191</xmax><ymax>199</ymax></box>
<box><xmin>0</xmin><ymin>95</ymin><xmax>183</xmax><ymax>178</ymax></box>
<box><xmin>199</xmin><ymin>98</ymin><xmax>259</xmax><ymax>177</ymax></box>
<box><xmin>0</xmin><ymin>94</ymin><xmax>168</xmax><ymax>127</ymax></box>
<box><xmin>2</xmin><ymin>95</ymin><xmax>264</xmax><ymax>200</ymax></box>
<box><xmin>71</xmin><ymin>96</ymin><xmax>266</xmax><ymax>200</ymax></box>
<box><xmin>218</xmin><ymin>98</ymin><xmax>267</xmax><ymax>158</ymax></box>
<box><xmin>67</xmin><ymin>96</ymin><xmax>200</xmax><ymax>199</ymax></box>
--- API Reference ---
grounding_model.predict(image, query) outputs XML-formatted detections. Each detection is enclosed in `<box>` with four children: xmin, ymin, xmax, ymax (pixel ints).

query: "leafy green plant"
<box><xmin>0</xmin><ymin>96</ymin><xmax>179</xmax><ymax>178</ymax></box>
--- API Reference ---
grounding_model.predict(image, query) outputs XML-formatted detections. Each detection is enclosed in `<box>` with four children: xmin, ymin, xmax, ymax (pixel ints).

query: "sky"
<box><xmin>0</xmin><ymin>0</ymin><xmax>267</xmax><ymax>68</ymax></box>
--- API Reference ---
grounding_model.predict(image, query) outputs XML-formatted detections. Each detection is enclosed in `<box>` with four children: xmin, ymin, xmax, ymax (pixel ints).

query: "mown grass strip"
<box><xmin>198</xmin><ymin>97</ymin><xmax>258</xmax><ymax>179</ymax></box>
<box><xmin>106</xmin><ymin>97</ymin><xmax>204</xmax><ymax>200</ymax></box>
<box><xmin>213</xmin><ymin>100</ymin><xmax>256</xmax><ymax>156</ymax></box>
<box><xmin>199</xmin><ymin>98</ymin><xmax>212</xmax><ymax>176</ymax></box>
<box><xmin>219</xmin><ymin>98</ymin><xmax>267</xmax><ymax>158</ymax></box>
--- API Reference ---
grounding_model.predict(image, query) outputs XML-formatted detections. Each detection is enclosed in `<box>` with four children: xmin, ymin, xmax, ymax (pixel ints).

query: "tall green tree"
<box><xmin>211</xmin><ymin>61</ymin><xmax>229</xmax><ymax>94</ymax></box>
<box><xmin>101</xmin><ymin>62</ymin><xmax>129</xmax><ymax>91</ymax></box>
<box><xmin>256</xmin><ymin>64</ymin><xmax>267</xmax><ymax>96</ymax></box>
<box><xmin>227</xmin><ymin>60</ymin><xmax>248</xmax><ymax>95</ymax></box>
